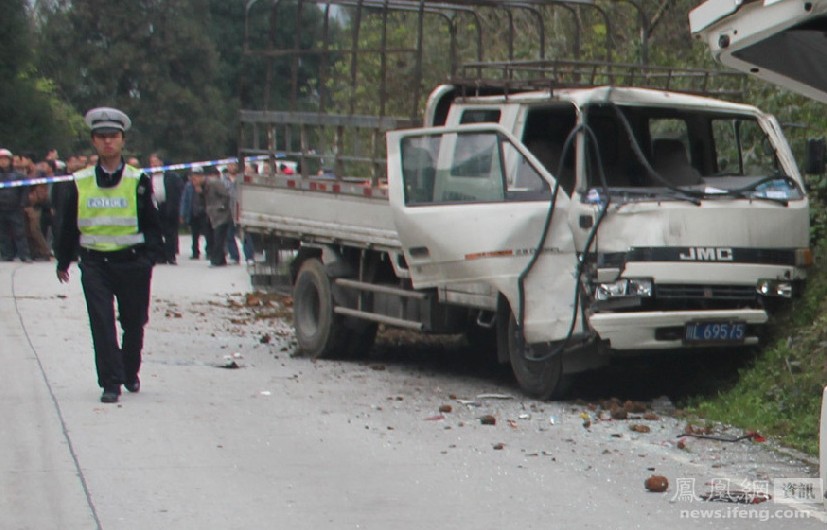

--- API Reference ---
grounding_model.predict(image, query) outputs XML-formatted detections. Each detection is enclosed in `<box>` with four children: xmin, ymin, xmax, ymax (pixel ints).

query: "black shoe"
<box><xmin>124</xmin><ymin>377</ymin><xmax>140</xmax><ymax>393</ymax></box>
<box><xmin>168</xmin><ymin>259</ymin><xmax>177</xmax><ymax>265</ymax></box>
<box><xmin>189</xmin><ymin>255</ymin><xmax>199</xmax><ymax>260</ymax></box>
<box><xmin>101</xmin><ymin>387</ymin><xmax>121</xmax><ymax>403</ymax></box>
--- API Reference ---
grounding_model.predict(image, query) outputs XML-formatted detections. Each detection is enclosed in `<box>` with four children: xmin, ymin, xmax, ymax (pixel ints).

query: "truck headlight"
<box><xmin>595</xmin><ymin>278</ymin><xmax>653</xmax><ymax>301</ymax></box>
<box><xmin>756</xmin><ymin>279</ymin><xmax>793</xmax><ymax>298</ymax></box>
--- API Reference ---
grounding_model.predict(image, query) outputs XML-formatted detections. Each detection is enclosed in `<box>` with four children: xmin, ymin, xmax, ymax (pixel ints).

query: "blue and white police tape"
<box><xmin>0</xmin><ymin>155</ymin><xmax>273</xmax><ymax>189</ymax></box>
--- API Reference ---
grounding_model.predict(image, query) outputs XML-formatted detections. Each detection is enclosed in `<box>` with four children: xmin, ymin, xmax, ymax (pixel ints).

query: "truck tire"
<box><xmin>293</xmin><ymin>259</ymin><xmax>349</xmax><ymax>358</ymax></box>
<box><xmin>507</xmin><ymin>311</ymin><xmax>564</xmax><ymax>400</ymax></box>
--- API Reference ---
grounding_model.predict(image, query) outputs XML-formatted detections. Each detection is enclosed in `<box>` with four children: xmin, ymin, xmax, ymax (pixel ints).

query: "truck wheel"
<box><xmin>293</xmin><ymin>259</ymin><xmax>348</xmax><ymax>358</ymax></box>
<box><xmin>507</xmin><ymin>311</ymin><xmax>564</xmax><ymax>400</ymax></box>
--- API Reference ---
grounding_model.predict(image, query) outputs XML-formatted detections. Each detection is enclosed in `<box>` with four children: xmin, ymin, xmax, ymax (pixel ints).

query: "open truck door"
<box><xmin>386</xmin><ymin>123</ymin><xmax>582</xmax><ymax>399</ymax></box>
<box><xmin>691</xmin><ymin>0</ymin><xmax>827</xmax><ymax>103</ymax></box>
<box><xmin>385</xmin><ymin>123</ymin><xmax>579</xmax><ymax>346</ymax></box>
<box><xmin>692</xmin><ymin>0</ymin><xmax>827</xmax><ymax>510</ymax></box>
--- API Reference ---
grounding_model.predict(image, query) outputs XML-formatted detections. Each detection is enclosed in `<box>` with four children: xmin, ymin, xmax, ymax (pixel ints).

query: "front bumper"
<box><xmin>587</xmin><ymin>309</ymin><xmax>768</xmax><ymax>350</ymax></box>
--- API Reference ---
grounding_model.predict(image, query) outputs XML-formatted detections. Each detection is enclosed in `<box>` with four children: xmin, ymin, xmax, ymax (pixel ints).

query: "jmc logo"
<box><xmin>678</xmin><ymin>247</ymin><xmax>734</xmax><ymax>261</ymax></box>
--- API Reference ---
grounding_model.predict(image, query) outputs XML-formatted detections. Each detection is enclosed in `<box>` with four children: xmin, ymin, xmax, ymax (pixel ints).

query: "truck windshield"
<box><xmin>583</xmin><ymin>104</ymin><xmax>800</xmax><ymax>201</ymax></box>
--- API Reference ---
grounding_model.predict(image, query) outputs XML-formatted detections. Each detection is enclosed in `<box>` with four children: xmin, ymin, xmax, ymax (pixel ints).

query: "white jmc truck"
<box><xmin>239</xmin><ymin>0</ymin><xmax>811</xmax><ymax>400</ymax></box>
<box><xmin>690</xmin><ymin>0</ymin><xmax>827</xmax><ymax>510</ymax></box>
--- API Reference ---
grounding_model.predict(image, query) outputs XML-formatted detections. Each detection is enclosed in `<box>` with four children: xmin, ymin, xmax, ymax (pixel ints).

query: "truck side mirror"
<box><xmin>805</xmin><ymin>137</ymin><xmax>826</xmax><ymax>174</ymax></box>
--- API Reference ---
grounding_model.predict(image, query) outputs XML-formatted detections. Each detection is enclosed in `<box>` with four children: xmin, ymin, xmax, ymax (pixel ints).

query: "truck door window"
<box><xmin>401</xmin><ymin>136</ymin><xmax>440</xmax><ymax>205</ymax></box>
<box><xmin>400</xmin><ymin>130</ymin><xmax>552</xmax><ymax>205</ymax></box>
<box><xmin>460</xmin><ymin>109</ymin><xmax>502</xmax><ymax>124</ymax></box>
<box><xmin>712</xmin><ymin>118</ymin><xmax>776</xmax><ymax>176</ymax></box>
<box><xmin>445</xmin><ymin>133</ymin><xmax>505</xmax><ymax>202</ymax></box>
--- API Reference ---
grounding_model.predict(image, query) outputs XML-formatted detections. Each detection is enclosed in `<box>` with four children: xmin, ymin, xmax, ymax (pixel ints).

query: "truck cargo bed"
<box><xmin>239</xmin><ymin>173</ymin><xmax>401</xmax><ymax>251</ymax></box>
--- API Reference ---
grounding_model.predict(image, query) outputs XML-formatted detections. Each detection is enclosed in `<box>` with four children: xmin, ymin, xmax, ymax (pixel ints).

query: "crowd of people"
<box><xmin>0</xmin><ymin>148</ymin><xmax>252</xmax><ymax>267</ymax></box>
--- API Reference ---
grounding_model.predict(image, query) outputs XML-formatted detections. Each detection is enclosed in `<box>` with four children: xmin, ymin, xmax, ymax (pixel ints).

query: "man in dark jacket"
<box><xmin>179</xmin><ymin>166</ymin><xmax>211</xmax><ymax>259</ymax></box>
<box><xmin>148</xmin><ymin>153</ymin><xmax>184</xmax><ymax>264</ymax></box>
<box><xmin>54</xmin><ymin>107</ymin><xmax>164</xmax><ymax>403</ymax></box>
<box><xmin>0</xmin><ymin>148</ymin><xmax>32</xmax><ymax>262</ymax></box>
<box><xmin>204</xmin><ymin>166</ymin><xmax>231</xmax><ymax>267</ymax></box>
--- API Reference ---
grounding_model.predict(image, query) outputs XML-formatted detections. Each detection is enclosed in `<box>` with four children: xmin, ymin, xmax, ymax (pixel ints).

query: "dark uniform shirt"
<box><xmin>54</xmin><ymin>161</ymin><xmax>164</xmax><ymax>271</ymax></box>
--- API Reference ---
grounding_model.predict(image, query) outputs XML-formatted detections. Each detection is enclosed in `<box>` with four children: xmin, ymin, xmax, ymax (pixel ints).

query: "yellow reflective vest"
<box><xmin>74</xmin><ymin>165</ymin><xmax>145</xmax><ymax>252</ymax></box>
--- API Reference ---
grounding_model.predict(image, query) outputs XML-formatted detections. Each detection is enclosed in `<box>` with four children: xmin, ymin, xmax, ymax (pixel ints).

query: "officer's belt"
<box><xmin>79</xmin><ymin>246</ymin><xmax>143</xmax><ymax>262</ymax></box>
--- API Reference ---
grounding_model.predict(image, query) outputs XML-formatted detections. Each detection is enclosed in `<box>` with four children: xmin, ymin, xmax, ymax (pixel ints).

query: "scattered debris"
<box><xmin>493</xmin><ymin>442</ymin><xmax>505</xmax><ymax>450</ymax></box>
<box><xmin>424</xmin><ymin>414</ymin><xmax>445</xmax><ymax>421</ymax></box>
<box><xmin>683</xmin><ymin>422</ymin><xmax>714</xmax><ymax>436</ymax></box>
<box><xmin>644</xmin><ymin>475</ymin><xmax>669</xmax><ymax>492</ymax></box>
<box><xmin>679</xmin><ymin>431</ymin><xmax>765</xmax><ymax>443</ymax></box>
<box><xmin>610</xmin><ymin>407</ymin><xmax>628</xmax><ymax>420</ymax></box>
<box><xmin>476</xmin><ymin>393</ymin><xmax>514</xmax><ymax>400</ymax></box>
<box><xmin>624</xmin><ymin>400</ymin><xmax>648</xmax><ymax>413</ymax></box>
<box><xmin>244</xmin><ymin>293</ymin><xmax>267</xmax><ymax>307</ymax></box>
<box><xmin>630</xmin><ymin>424</ymin><xmax>651</xmax><ymax>433</ymax></box>
<box><xmin>217</xmin><ymin>358</ymin><xmax>241</xmax><ymax>369</ymax></box>
<box><xmin>260</xmin><ymin>391</ymin><xmax>271</xmax><ymax>396</ymax></box>
<box><xmin>369</xmin><ymin>364</ymin><xmax>387</xmax><ymax>371</ymax></box>
<box><xmin>526</xmin><ymin>450</ymin><xmax>555</xmax><ymax>458</ymax></box>
<box><xmin>260</xmin><ymin>334</ymin><xmax>271</xmax><ymax>344</ymax></box>
<box><xmin>479</xmin><ymin>414</ymin><xmax>496</xmax><ymax>426</ymax></box>
<box><xmin>438</xmin><ymin>404</ymin><xmax>453</xmax><ymax>413</ymax></box>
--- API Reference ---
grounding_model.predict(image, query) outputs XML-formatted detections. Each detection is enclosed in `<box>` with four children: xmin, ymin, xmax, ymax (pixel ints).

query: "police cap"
<box><xmin>85</xmin><ymin>107</ymin><xmax>132</xmax><ymax>134</ymax></box>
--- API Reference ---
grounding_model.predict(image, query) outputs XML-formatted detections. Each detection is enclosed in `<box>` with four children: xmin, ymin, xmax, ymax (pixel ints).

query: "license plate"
<box><xmin>684</xmin><ymin>321</ymin><xmax>747</xmax><ymax>344</ymax></box>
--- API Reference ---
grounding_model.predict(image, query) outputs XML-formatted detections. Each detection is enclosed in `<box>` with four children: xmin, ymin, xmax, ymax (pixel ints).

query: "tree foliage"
<box><xmin>8</xmin><ymin>0</ymin><xmax>827</xmax><ymax>166</ymax></box>
<box><xmin>0</xmin><ymin>0</ymin><xmax>79</xmax><ymax>157</ymax></box>
<box><xmin>36</xmin><ymin>0</ymin><xmax>232</xmax><ymax>162</ymax></box>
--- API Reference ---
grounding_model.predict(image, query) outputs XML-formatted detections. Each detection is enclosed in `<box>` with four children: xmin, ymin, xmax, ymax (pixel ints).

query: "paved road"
<box><xmin>2</xmin><ymin>248</ymin><xmax>825</xmax><ymax>529</ymax></box>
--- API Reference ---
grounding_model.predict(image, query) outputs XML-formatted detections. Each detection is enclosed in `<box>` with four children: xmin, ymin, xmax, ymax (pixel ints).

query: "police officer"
<box><xmin>54</xmin><ymin>107</ymin><xmax>164</xmax><ymax>403</ymax></box>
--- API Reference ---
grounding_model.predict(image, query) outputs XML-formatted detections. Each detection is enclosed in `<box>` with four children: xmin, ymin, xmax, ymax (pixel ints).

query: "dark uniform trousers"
<box><xmin>78</xmin><ymin>248</ymin><xmax>152</xmax><ymax>389</ymax></box>
<box><xmin>158</xmin><ymin>202</ymin><xmax>180</xmax><ymax>262</ymax></box>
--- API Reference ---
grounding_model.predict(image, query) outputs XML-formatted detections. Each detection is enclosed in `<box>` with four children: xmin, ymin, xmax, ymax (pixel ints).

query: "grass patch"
<box><xmin>688</xmin><ymin>235</ymin><xmax>827</xmax><ymax>455</ymax></box>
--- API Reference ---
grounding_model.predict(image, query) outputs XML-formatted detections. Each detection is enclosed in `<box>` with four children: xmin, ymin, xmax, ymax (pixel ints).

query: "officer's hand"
<box><xmin>56</xmin><ymin>269</ymin><xmax>70</xmax><ymax>283</ymax></box>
